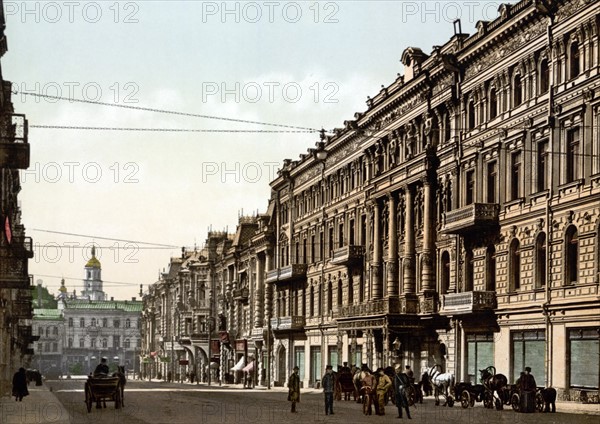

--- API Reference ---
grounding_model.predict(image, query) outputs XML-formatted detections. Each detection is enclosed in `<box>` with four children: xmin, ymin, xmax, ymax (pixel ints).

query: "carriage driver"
<box><xmin>93</xmin><ymin>357</ymin><xmax>109</xmax><ymax>377</ymax></box>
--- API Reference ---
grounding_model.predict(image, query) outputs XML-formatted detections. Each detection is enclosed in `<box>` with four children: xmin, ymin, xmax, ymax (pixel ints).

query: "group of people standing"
<box><xmin>287</xmin><ymin>363</ymin><xmax>414</xmax><ymax>419</ymax></box>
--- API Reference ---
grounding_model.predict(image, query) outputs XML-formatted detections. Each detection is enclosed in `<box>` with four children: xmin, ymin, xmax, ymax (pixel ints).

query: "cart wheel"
<box><xmin>511</xmin><ymin>393</ymin><xmax>520</xmax><ymax>412</ymax></box>
<box><xmin>535</xmin><ymin>392</ymin><xmax>544</xmax><ymax>412</ymax></box>
<box><xmin>85</xmin><ymin>385</ymin><xmax>92</xmax><ymax>413</ymax></box>
<box><xmin>483</xmin><ymin>391</ymin><xmax>493</xmax><ymax>409</ymax></box>
<box><xmin>461</xmin><ymin>390</ymin><xmax>471</xmax><ymax>409</ymax></box>
<box><xmin>407</xmin><ymin>386</ymin><xmax>416</xmax><ymax>406</ymax></box>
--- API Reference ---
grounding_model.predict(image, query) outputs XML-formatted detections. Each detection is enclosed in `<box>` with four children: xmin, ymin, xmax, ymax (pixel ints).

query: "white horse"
<box><xmin>426</xmin><ymin>365</ymin><xmax>455</xmax><ymax>406</ymax></box>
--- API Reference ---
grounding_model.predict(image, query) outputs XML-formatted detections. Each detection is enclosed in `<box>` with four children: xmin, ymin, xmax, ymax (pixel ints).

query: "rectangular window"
<box><xmin>467</xmin><ymin>334</ymin><xmax>494</xmax><ymax>384</ymax></box>
<box><xmin>114</xmin><ymin>320</ymin><xmax>120</xmax><ymax>328</ymax></box>
<box><xmin>511</xmin><ymin>151</ymin><xmax>522</xmax><ymax>200</ymax></box>
<box><xmin>566</xmin><ymin>128</ymin><xmax>580</xmax><ymax>183</ymax></box>
<box><xmin>486</xmin><ymin>161</ymin><xmax>497</xmax><ymax>203</ymax></box>
<box><xmin>569</xmin><ymin>328</ymin><xmax>599</xmax><ymax>388</ymax></box>
<box><xmin>338</xmin><ymin>223</ymin><xmax>344</xmax><ymax>248</ymax></box>
<box><xmin>466</xmin><ymin>169</ymin><xmax>475</xmax><ymax>205</ymax></box>
<box><xmin>537</xmin><ymin>140</ymin><xmax>549</xmax><ymax>192</ymax></box>
<box><xmin>328</xmin><ymin>228</ymin><xmax>334</xmax><ymax>258</ymax></box>
<box><xmin>80</xmin><ymin>318</ymin><xmax>85</xmax><ymax>328</ymax></box>
<box><xmin>512</xmin><ymin>330</ymin><xmax>545</xmax><ymax>384</ymax></box>
<box><xmin>310</xmin><ymin>235</ymin><xmax>315</xmax><ymax>263</ymax></box>
<box><xmin>295</xmin><ymin>347</ymin><xmax>305</xmax><ymax>380</ymax></box>
<box><xmin>329</xmin><ymin>346</ymin><xmax>339</xmax><ymax>371</ymax></box>
<box><xmin>310</xmin><ymin>346</ymin><xmax>322</xmax><ymax>385</ymax></box>
<box><xmin>113</xmin><ymin>335</ymin><xmax>121</xmax><ymax>348</ymax></box>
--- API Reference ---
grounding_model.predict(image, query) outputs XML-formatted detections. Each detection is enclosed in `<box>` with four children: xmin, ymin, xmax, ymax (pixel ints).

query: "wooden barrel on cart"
<box><xmin>519</xmin><ymin>390</ymin><xmax>535</xmax><ymax>413</ymax></box>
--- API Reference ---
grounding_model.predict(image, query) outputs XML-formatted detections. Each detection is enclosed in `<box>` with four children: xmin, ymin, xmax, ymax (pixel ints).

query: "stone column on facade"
<box><xmin>421</xmin><ymin>178</ymin><xmax>435</xmax><ymax>292</ymax></box>
<box><xmin>254</xmin><ymin>254</ymin><xmax>265</xmax><ymax>328</ymax></box>
<box><xmin>372</xmin><ymin>201</ymin><xmax>383</xmax><ymax>299</ymax></box>
<box><xmin>387</xmin><ymin>192</ymin><xmax>399</xmax><ymax>297</ymax></box>
<box><xmin>403</xmin><ymin>186</ymin><xmax>415</xmax><ymax>294</ymax></box>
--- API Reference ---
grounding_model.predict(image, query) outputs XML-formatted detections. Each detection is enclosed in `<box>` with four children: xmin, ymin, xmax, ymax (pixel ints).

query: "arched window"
<box><xmin>53</xmin><ymin>326</ymin><xmax>58</xmax><ymax>336</ymax></box>
<box><xmin>536</xmin><ymin>232</ymin><xmax>547</xmax><ymax>288</ymax></box>
<box><xmin>102</xmin><ymin>338</ymin><xmax>108</xmax><ymax>348</ymax></box>
<box><xmin>80</xmin><ymin>318</ymin><xmax>85</xmax><ymax>328</ymax></box>
<box><xmin>513</xmin><ymin>73</ymin><xmax>523</xmax><ymax>107</ymax></box>
<box><xmin>570</xmin><ymin>41</ymin><xmax>580</xmax><ymax>79</ymax></box>
<box><xmin>468</xmin><ymin>98</ymin><xmax>476</xmax><ymax>130</ymax></box>
<box><xmin>440</xmin><ymin>251</ymin><xmax>450</xmax><ymax>294</ymax></box>
<box><xmin>464</xmin><ymin>249</ymin><xmax>474</xmax><ymax>292</ymax></box>
<box><xmin>510</xmin><ymin>239</ymin><xmax>521</xmax><ymax>290</ymax></box>
<box><xmin>565</xmin><ymin>226</ymin><xmax>579</xmax><ymax>285</ymax></box>
<box><xmin>540</xmin><ymin>58</ymin><xmax>550</xmax><ymax>93</ymax></box>
<box><xmin>489</xmin><ymin>87</ymin><xmax>498</xmax><ymax>119</ymax></box>
<box><xmin>486</xmin><ymin>245</ymin><xmax>496</xmax><ymax>292</ymax></box>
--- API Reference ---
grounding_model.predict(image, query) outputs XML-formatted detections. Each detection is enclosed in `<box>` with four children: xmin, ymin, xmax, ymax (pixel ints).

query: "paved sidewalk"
<box><xmin>0</xmin><ymin>383</ymin><xmax>70</xmax><ymax>424</ymax></box>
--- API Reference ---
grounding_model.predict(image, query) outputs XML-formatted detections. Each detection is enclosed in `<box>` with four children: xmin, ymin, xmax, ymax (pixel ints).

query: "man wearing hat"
<box><xmin>518</xmin><ymin>366</ymin><xmax>537</xmax><ymax>413</ymax></box>
<box><xmin>322</xmin><ymin>365</ymin><xmax>335</xmax><ymax>415</ymax></box>
<box><xmin>394</xmin><ymin>366</ymin><xmax>412</xmax><ymax>419</ymax></box>
<box><xmin>93</xmin><ymin>357</ymin><xmax>109</xmax><ymax>376</ymax></box>
<box><xmin>376</xmin><ymin>368</ymin><xmax>392</xmax><ymax>415</ymax></box>
<box><xmin>288</xmin><ymin>366</ymin><xmax>301</xmax><ymax>413</ymax></box>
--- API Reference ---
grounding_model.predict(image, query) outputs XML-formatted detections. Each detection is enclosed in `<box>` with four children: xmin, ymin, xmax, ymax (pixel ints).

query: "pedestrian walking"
<box><xmin>376</xmin><ymin>368</ymin><xmax>392</xmax><ymax>416</ymax></box>
<box><xmin>394</xmin><ymin>366</ymin><xmax>412</xmax><ymax>419</ymax></box>
<box><xmin>288</xmin><ymin>366</ymin><xmax>301</xmax><ymax>413</ymax></box>
<box><xmin>12</xmin><ymin>367</ymin><xmax>29</xmax><ymax>402</ymax></box>
<box><xmin>322</xmin><ymin>365</ymin><xmax>335</xmax><ymax>415</ymax></box>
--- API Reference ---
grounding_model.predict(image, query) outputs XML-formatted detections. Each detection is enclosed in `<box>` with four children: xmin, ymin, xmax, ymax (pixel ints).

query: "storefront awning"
<box><xmin>231</xmin><ymin>356</ymin><xmax>245</xmax><ymax>371</ymax></box>
<box><xmin>242</xmin><ymin>361</ymin><xmax>254</xmax><ymax>372</ymax></box>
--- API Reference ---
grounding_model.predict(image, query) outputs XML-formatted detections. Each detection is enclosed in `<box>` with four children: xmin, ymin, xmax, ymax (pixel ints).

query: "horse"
<box><xmin>538</xmin><ymin>387</ymin><xmax>556</xmax><ymax>413</ymax></box>
<box><xmin>479</xmin><ymin>366</ymin><xmax>507</xmax><ymax>409</ymax></box>
<box><xmin>420</xmin><ymin>372</ymin><xmax>433</xmax><ymax>397</ymax></box>
<box><xmin>112</xmin><ymin>365</ymin><xmax>127</xmax><ymax>408</ymax></box>
<box><xmin>425</xmin><ymin>365</ymin><xmax>455</xmax><ymax>406</ymax></box>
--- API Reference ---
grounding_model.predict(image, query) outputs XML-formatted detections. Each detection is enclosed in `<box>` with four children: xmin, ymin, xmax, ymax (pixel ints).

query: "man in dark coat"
<box><xmin>12</xmin><ymin>368</ymin><xmax>29</xmax><ymax>401</ymax></box>
<box><xmin>93</xmin><ymin>357</ymin><xmax>109</xmax><ymax>376</ymax></box>
<box><xmin>288</xmin><ymin>366</ymin><xmax>301</xmax><ymax>413</ymax></box>
<box><xmin>519</xmin><ymin>367</ymin><xmax>537</xmax><ymax>392</ymax></box>
<box><xmin>394</xmin><ymin>366</ymin><xmax>412</xmax><ymax>419</ymax></box>
<box><xmin>322</xmin><ymin>365</ymin><xmax>335</xmax><ymax>415</ymax></box>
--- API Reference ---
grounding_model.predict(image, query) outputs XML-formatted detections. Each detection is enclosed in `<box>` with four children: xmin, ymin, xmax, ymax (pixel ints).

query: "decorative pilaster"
<box><xmin>421</xmin><ymin>179</ymin><xmax>435</xmax><ymax>291</ymax></box>
<box><xmin>387</xmin><ymin>193</ymin><xmax>398</xmax><ymax>297</ymax></box>
<box><xmin>372</xmin><ymin>201</ymin><xmax>383</xmax><ymax>299</ymax></box>
<box><xmin>254</xmin><ymin>254</ymin><xmax>265</xmax><ymax>328</ymax></box>
<box><xmin>403</xmin><ymin>186</ymin><xmax>415</xmax><ymax>294</ymax></box>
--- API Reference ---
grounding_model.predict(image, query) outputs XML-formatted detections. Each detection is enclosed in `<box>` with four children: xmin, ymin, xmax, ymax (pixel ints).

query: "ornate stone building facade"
<box><xmin>143</xmin><ymin>0</ymin><xmax>599</xmax><ymax>400</ymax></box>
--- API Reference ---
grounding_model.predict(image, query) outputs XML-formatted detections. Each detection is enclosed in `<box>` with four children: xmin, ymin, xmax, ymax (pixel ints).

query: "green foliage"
<box><xmin>31</xmin><ymin>286</ymin><xmax>58</xmax><ymax>309</ymax></box>
<box><xmin>69</xmin><ymin>362</ymin><xmax>83</xmax><ymax>375</ymax></box>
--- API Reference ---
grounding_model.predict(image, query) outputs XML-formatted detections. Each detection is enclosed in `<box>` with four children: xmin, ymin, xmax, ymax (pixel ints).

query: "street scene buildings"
<box><xmin>31</xmin><ymin>249</ymin><xmax>143</xmax><ymax>378</ymax></box>
<box><xmin>142</xmin><ymin>0</ymin><xmax>599</xmax><ymax>403</ymax></box>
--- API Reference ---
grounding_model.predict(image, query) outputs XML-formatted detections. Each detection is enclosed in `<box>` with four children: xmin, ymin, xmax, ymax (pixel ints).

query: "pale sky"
<box><xmin>3</xmin><ymin>0</ymin><xmax>513</xmax><ymax>299</ymax></box>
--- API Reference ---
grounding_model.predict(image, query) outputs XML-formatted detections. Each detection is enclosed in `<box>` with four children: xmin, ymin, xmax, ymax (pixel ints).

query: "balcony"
<box><xmin>330</xmin><ymin>245</ymin><xmax>365</xmax><ymax>266</ymax></box>
<box><xmin>441</xmin><ymin>203</ymin><xmax>499</xmax><ymax>234</ymax></box>
<box><xmin>232</xmin><ymin>287</ymin><xmax>249</xmax><ymax>301</ymax></box>
<box><xmin>441</xmin><ymin>291</ymin><xmax>497</xmax><ymax>315</ymax></box>
<box><xmin>0</xmin><ymin>114</ymin><xmax>30</xmax><ymax>169</ymax></box>
<box><xmin>270</xmin><ymin>316</ymin><xmax>305</xmax><ymax>331</ymax></box>
<box><xmin>0</xmin><ymin>237</ymin><xmax>33</xmax><ymax>289</ymax></box>
<box><xmin>265</xmin><ymin>264</ymin><xmax>307</xmax><ymax>284</ymax></box>
<box><xmin>338</xmin><ymin>298</ymin><xmax>402</xmax><ymax>318</ymax></box>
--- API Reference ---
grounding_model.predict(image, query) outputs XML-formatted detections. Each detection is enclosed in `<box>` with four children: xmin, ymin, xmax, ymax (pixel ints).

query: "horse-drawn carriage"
<box><xmin>335</xmin><ymin>369</ymin><xmax>358</xmax><ymax>401</ymax></box>
<box><xmin>84</xmin><ymin>367</ymin><xmax>126</xmax><ymax>413</ymax></box>
<box><xmin>508</xmin><ymin>387</ymin><xmax>550</xmax><ymax>412</ymax></box>
<box><xmin>455</xmin><ymin>381</ymin><xmax>486</xmax><ymax>408</ymax></box>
